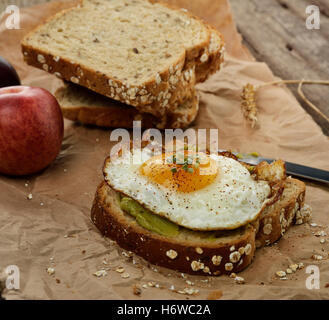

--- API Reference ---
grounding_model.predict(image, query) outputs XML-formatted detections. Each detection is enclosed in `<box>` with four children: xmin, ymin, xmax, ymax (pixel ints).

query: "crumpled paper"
<box><xmin>0</xmin><ymin>0</ymin><xmax>328</xmax><ymax>300</ymax></box>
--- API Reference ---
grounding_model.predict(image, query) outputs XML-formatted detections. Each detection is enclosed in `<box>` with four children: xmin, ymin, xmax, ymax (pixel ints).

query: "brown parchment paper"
<box><xmin>0</xmin><ymin>0</ymin><xmax>329</xmax><ymax>300</ymax></box>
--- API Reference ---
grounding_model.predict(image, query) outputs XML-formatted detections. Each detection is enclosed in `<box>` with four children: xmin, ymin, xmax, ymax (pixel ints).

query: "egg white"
<box><xmin>104</xmin><ymin>148</ymin><xmax>271</xmax><ymax>230</ymax></box>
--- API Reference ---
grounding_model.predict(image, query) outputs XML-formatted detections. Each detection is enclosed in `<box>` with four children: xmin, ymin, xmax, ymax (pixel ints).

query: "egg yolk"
<box><xmin>139</xmin><ymin>152</ymin><xmax>218</xmax><ymax>193</ymax></box>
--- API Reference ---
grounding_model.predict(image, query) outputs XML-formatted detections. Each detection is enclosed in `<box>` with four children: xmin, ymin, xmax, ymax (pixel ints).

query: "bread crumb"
<box><xmin>206</xmin><ymin>290</ymin><xmax>223</xmax><ymax>300</ymax></box>
<box><xmin>132</xmin><ymin>284</ymin><xmax>141</xmax><ymax>296</ymax></box>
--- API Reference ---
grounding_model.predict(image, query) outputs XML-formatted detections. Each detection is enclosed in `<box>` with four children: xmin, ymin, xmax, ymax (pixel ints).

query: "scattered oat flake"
<box><xmin>315</xmin><ymin>231</ymin><xmax>327</xmax><ymax>237</ymax></box>
<box><xmin>320</xmin><ymin>239</ymin><xmax>326</xmax><ymax>244</ymax></box>
<box><xmin>169</xmin><ymin>285</ymin><xmax>175</xmax><ymax>291</ymax></box>
<box><xmin>289</xmin><ymin>264</ymin><xmax>298</xmax><ymax>272</ymax></box>
<box><xmin>147</xmin><ymin>281</ymin><xmax>156</xmax><ymax>287</ymax></box>
<box><xmin>312</xmin><ymin>254</ymin><xmax>323</xmax><ymax>261</ymax></box>
<box><xmin>27</xmin><ymin>193</ymin><xmax>33</xmax><ymax>200</ymax></box>
<box><xmin>116</xmin><ymin>267</ymin><xmax>125</xmax><ymax>273</ymax></box>
<box><xmin>93</xmin><ymin>269</ymin><xmax>107</xmax><ymax>277</ymax></box>
<box><xmin>276</xmin><ymin>271</ymin><xmax>286</xmax><ymax>278</ymax></box>
<box><xmin>122</xmin><ymin>251</ymin><xmax>133</xmax><ymax>258</ymax></box>
<box><xmin>186</xmin><ymin>280</ymin><xmax>194</xmax><ymax>286</ymax></box>
<box><xmin>142</xmin><ymin>284</ymin><xmax>148</xmax><ymax>289</ymax></box>
<box><xmin>286</xmin><ymin>268</ymin><xmax>293</xmax><ymax>274</ymax></box>
<box><xmin>234</xmin><ymin>276</ymin><xmax>245</xmax><ymax>284</ymax></box>
<box><xmin>121</xmin><ymin>272</ymin><xmax>130</xmax><ymax>279</ymax></box>
<box><xmin>310</xmin><ymin>223</ymin><xmax>318</xmax><ymax>227</ymax></box>
<box><xmin>47</xmin><ymin>267</ymin><xmax>55</xmax><ymax>275</ymax></box>
<box><xmin>25</xmin><ymin>183</ymin><xmax>29</xmax><ymax>187</ymax></box>
<box><xmin>177</xmin><ymin>287</ymin><xmax>199</xmax><ymax>295</ymax></box>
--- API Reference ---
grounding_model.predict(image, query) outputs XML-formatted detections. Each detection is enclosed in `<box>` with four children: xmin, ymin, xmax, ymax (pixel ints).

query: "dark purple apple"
<box><xmin>0</xmin><ymin>56</ymin><xmax>21</xmax><ymax>88</ymax></box>
<box><xmin>0</xmin><ymin>86</ymin><xmax>64</xmax><ymax>176</ymax></box>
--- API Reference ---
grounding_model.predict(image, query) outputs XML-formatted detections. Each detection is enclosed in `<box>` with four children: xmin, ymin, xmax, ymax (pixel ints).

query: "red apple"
<box><xmin>0</xmin><ymin>56</ymin><xmax>21</xmax><ymax>88</ymax></box>
<box><xmin>0</xmin><ymin>86</ymin><xmax>64</xmax><ymax>176</ymax></box>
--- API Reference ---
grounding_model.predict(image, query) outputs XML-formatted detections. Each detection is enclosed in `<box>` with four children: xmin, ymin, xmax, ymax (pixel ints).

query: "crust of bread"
<box><xmin>21</xmin><ymin>0</ymin><xmax>224</xmax><ymax>119</ymax></box>
<box><xmin>55</xmin><ymin>84</ymin><xmax>199</xmax><ymax>129</ymax></box>
<box><xmin>91</xmin><ymin>182</ymin><xmax>256</xmax><ymax>276</ymax></box>
<box><xmin>256</xmin><ymin>178</ymin><xmax>306</xmax><ymax>248</ymax></box>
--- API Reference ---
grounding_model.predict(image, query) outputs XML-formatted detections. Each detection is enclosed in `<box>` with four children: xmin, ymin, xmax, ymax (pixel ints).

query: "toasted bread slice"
<box><xmin>91</xmin><ymin>177</ymin><xmax>309</xmax><ymax>276</ymax></box>
<box><xmin>21</xmin><ymin>0</ymin><xmax>224</xmax><ymax>118</ymax></box>
<box><xmin>55</xmin><ymin>83</ymin><xmax>199</xmax><ymax>129</ymax></box>
<box><xmin>256</xmin><ymin>177</ymin><xmax>308</xmax><ymax>248</ymax></box>
<box><xmin>91</xmin><ymin>182</ymin><xmax>257</xmax><ymax>276</ymax></box>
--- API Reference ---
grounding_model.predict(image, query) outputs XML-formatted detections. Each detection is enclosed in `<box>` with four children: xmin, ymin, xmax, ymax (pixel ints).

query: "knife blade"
<box><xmin>218</xmin><ymin>150</ymin><xmax>329</xmax><ymax>185</ymax></box>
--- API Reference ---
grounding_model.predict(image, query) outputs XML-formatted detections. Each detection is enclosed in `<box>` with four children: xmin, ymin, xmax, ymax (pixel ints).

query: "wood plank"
<box><xmin>276</xmin><ymin>0</ymin><xmax>329</xmax><ymax>40</ymax></box>
<box><xmin>230</xmin><ymin>0</ymin><xmax>329</xmax><ymax>135</ymax></box>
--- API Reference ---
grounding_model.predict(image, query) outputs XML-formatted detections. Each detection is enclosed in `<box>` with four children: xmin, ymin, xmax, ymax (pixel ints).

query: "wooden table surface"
<box><xmin>230</xmin><ymin>0</ymin><xmax>329</xmax><ymax>135</ymax></box>
<box><xmin>1</xmin><ymin>0</ymin><xmax>329</xmax><ymax>135</ymax></box>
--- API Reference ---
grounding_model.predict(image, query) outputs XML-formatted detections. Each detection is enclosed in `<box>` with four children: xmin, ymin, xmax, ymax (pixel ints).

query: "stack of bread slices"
<box><xmin>21</xmin><ymin>0</ymin><xmax>225</xmax><ymax>129</ymax></box>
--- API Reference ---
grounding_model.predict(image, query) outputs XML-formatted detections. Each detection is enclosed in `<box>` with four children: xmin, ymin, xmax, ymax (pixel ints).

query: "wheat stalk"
<box><xmin>241</xmin><ymin>79</ymin><xmax>329</xmax><ymax>128</ymax></box>
<box><xmin>241</xmin><ymin>83</ymin><xmax>258</xmax><ymax>128</ymax></box>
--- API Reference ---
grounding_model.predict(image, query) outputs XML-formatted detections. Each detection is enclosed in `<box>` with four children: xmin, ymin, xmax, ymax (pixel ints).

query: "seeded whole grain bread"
<box><xmin>21</xmin><ymin>0</ymin><xmax>225</xmax><ymax>119</ymax></box>
<box><xmin>91</xmin><ymin>181</ymin><xmax>257</xmax><ymax>276</ymax></box>
<box><xmin>55</xmin><ymin>83</ymin><xmax>199</xmax><ymax>129</ymax></box>
<box><xmin>256</xmin><ymin>177</ymin><xmax>310</xmax><ymax>248</ymax></box>
<box><xmin>91</xmin><ymin>175</ymin><xmax>309</xmax><ymax>276</ymax></box>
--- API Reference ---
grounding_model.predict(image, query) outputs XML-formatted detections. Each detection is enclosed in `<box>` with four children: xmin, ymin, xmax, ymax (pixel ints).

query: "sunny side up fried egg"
<box><xmin>103</xmin><ymin>148</ymin><xmax>271</xmax><ymax>230</ymax></box>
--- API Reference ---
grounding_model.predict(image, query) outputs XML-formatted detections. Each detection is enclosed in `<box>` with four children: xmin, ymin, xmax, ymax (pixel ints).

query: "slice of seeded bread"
<box><xmin>256</xmin><ymin>177</ymin><xmax>310</xmax><ymax>248</ymax></box>
<box><xmin>91</xmin><ymin>182</ymin><xmax>257</xmax><ymax>276</ymax></box>
<box><xmin>55</xmin><ymin>83</ymin><xmax>199</xmax><ymax>129</ymax></box>
<box><xmin>21</xmin><ymin>0</ymin><xmax>224</xmax><ymax>119</ymax></box>
<box><xmin>91</xmin><ymin>177</ymin><xmax>309</xmax><ymax>276</ymax></box>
